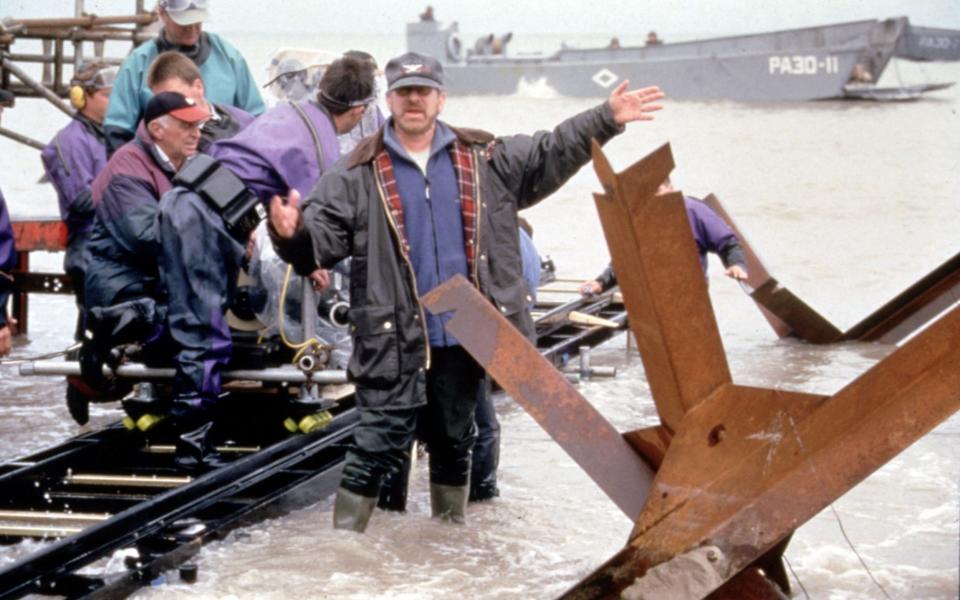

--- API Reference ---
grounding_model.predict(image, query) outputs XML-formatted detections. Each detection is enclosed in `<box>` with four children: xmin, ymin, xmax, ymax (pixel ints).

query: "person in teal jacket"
<box><xmin>103</xmin><ymin>0</ymin><xmax>264</xmax><ymax>152</ymax></box>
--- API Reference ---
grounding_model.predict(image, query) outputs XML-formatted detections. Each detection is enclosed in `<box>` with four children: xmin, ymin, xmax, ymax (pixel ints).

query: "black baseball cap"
<box><xmin>384</xmin><ymin>52</ymin><xmax>444</xmax><ymax>92</ymax></box>
<box><xmin>144</xmin><ymin>91</ymin><xmax>210</xmax><ymax>125</ymax></box>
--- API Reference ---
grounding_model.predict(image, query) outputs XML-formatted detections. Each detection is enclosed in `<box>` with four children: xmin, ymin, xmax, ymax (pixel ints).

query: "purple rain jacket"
<box><xmin>41</xmin><ymin>114</ymin><xmax>108</xmax><ymax>274</ymax></box>
<box><xmin>0</xmin><ymin>187</ymin><xmax>15</xmax><ymax>327</ymax></box>
<box><xmin>210</xmin><ymin>99</ymin><xmax>340</xmax><ymax>204</ymax></box>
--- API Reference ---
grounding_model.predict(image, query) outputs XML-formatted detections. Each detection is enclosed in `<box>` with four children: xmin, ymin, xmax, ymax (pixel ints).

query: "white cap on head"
<box><xmin>158</xmin><ymin>0</ymin><xmax>210</xmax><ymax>26</ymax></box>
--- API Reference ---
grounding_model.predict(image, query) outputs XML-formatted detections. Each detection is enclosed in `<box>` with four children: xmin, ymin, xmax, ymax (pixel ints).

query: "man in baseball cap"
<box><xmin>158</xmin><ymin>0</ymin><xmax>209</xmax><ymax>26</ymax></box>
<box><xmin>143</xmin><ymin>91</ymin><xmax>210</xmax><ymax>170</ymax></box>
<box><xmin>269</xmin><ymin>49</ymin><xmax>664</xmax><ymax>533</ymax></box>
<box><xmin>144</xmin><ymin>90</ymin><xmax>210</xmax><ymax>125</ymax></box>
<box><xmin>82</xmin><ymin>85</ymin><xmax>230</xmax><ymax>467</ymax></box>
<box><xmin>384</xmin><ymin>51</ymin><xmax>444</xmax><ymax>92</ymax></box>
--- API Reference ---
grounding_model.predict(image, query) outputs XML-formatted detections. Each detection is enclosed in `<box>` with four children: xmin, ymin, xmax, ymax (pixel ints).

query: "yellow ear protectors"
<box><xmin>68</xmin><ymin>64</ymin><xmax>118</xmax><ymax>111</ymax></box>
<box><xmin>69</xmin><ymin>85</ymin><xmax>87</xmax><ymax>110</ymax></box>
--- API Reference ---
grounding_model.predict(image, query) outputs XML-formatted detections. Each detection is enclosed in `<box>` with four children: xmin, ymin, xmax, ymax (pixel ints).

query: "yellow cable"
<box><xmin>277</xmin><ymin>264</ymin><xmax>323</xmax><ymax>364</ymax></box>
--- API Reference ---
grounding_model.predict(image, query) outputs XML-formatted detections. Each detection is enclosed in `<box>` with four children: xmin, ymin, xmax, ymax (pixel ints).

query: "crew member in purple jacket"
<box><xmin>580</xmin><ymin>178</ymin><xmax>748</xmax><ymax>295</ymax></box>
<box><xmin>41</xmin><ymin>62</ymin><xmax>117</xmax><ymax>340</ymax></box>
<box><xmin>210</xmin><ymin>55</ymin><xmax>375</xmax><ymax>206</ymax></box>
<box><xmin>146</xmin><ymin>51</ymin><xmax>254</xmax><ymax>150</ymax></box>
<box><xmin>0</xmin><ymin>185</ymin><xmax>16</xmax><ymax>358</ymax></box>
<box><xmin>210</xmin><ymin>56</ymin><xmax>375</xmax><ymax>294</ymax></box>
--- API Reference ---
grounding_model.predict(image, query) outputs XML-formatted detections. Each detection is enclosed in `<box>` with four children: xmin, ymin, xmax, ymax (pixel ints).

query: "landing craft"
<box><xmin>408</xmin><ymin>16</ymin><xmax>959</xmax><ymax>101</ymax></box>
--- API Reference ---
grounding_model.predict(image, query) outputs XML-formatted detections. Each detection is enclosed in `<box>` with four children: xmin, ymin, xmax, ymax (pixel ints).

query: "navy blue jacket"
<box><xmin>85</xmin><ymin>123</ymin><xmax>175</xmax><ymax>310</ymax></box>
<box><xmin>273</xmin><ymin>103</ymin><xmax>624</xmax><ymax>410</ymax></box>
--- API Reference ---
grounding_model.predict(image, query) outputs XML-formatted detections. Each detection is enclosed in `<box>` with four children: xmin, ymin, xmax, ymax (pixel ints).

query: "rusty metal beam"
<box><xmin>421</xmin><ymin>276</ymin><xmax>655</xmax><ymax>521</ymax></box>
<box><xmin>560</xmin><ymin>143</ymin><xmax>960</xmax><ymax>598</ymax></box>
<box><xmin>425</xmin><ymin>141</ymin><xmax>959</xmax><ymax>599</ymax></box>
<box><xmin>749</xmin><ymin>278</ymin><xmax>843</xmax><ymax>343</ymax></box>
<box><xmin>566</xmin><ymin>305</ymin><xmax>960</xmax><ymax>597</ymax></box>
<box><xmin>592</xmin><ymin>142</ymin><xmax>731</xmax><ymax>432</ymax></box>
<box><xmin>705</xmin><ymin>194</ymin><xmax>960</xmax><ymax>345</ymax></box>
<box><xmin>701</xmin><ymin>194</ymin><xmax>791</xmax><ymax>338</ymax></box>
<box><xmin>706</xmin><ymin>567</ymin><xmax>790</xmax><ymax>600</ymax></box>
<box><xmin>842</xmin><ymin>250</ymin><xmax>960</xmax><ymax>343</ymax></box>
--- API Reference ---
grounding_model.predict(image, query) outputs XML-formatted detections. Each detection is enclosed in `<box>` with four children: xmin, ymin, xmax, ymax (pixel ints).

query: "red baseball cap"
<box><xmin>144</xmin><ymin>91</ymin><xmax>210</xmax><ymax>125</ymax></box>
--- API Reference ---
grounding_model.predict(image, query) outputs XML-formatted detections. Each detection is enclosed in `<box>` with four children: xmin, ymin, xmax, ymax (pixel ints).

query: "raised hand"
<box><xmin>725</xmin><ymin>264</ymin><xmax>749</xmax><ymax>281</ymax></box>
<box><xmin>607</xmin><ymin>81</ymin><xmax>665</xmax><ymax>125</ymax></box>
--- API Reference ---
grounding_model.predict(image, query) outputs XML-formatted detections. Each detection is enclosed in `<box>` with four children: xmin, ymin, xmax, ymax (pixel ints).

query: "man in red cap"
<box><xmin>85</xmin><ymin>90</ymin><xmax>208</xmax><ymax>316</ymax></box>
<box><xmin>76</xmin><ymin>92</ymin><xmax>210</xmax><ymax>429</ymax></box>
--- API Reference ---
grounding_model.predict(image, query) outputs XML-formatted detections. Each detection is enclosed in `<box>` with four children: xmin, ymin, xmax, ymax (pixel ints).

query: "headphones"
<box><xmin>68</xmin><ymin>64</ymin><xmax>118</xmax><ymax>111</ymax></box>
<box><xmin>69</xmin><ymin>85</ymin><xmax>87</xmax><ymax>110</ymax></box>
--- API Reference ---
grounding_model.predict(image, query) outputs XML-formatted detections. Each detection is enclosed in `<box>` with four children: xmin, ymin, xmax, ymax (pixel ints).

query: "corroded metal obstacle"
<box><xmin>703</xmin><ymin>194</ymin><xmax>960</xmax><ymax>344</ymax></box>
<box><xmin>421</xmin><ymin>142</ymin><xmax>960</xmax><ymax>598</ymax></box>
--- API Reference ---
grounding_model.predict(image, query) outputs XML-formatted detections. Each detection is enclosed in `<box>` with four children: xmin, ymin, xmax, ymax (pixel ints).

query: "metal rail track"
<box><xmin>0</xmin><ymin>291</ymin><xmax>627</xmax><ymax>598</ymax></box>
<box><xmin>0</xmin><ymin>409</ymin><xmax>359</xmax><ymax>599</ymax></box>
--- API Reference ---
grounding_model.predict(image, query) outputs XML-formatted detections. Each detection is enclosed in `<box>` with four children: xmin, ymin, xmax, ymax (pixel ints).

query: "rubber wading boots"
<box><xmin>333</xmin><ymin>487</ymin><xmax>378</xmax><ymax>532</ymax></box>
<box><xmin>174</xmin><ymin>421</ymin><xmax>229</xmax><ymax>471</ymax></box>
<box><xmin>430</xmin><ymin>483</ymin><xmax>468</xmax><ymax>524</ymax></box>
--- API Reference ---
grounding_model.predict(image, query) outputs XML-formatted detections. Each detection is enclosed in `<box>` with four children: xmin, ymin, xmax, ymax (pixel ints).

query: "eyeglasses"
<box><xmin>160</xmin><ymin>0</ymin><xmax>209</xmax><ymax>10</ymax></box>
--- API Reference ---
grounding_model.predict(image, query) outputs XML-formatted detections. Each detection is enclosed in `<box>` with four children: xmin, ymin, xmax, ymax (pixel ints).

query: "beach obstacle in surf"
<box><xmin>421</xmin><ymin>141</ymin><xmax>960</xmax><ymax>599</ymax></box>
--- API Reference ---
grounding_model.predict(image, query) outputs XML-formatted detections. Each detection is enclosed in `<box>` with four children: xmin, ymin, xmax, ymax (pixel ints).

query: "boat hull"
<box><xmin>895</xmin><ymin>24</ymin><xmax>960</xmax><ymax>61</ymax></box>
<box><xmin>410</xmin><ymin>18</ymin><xmax>911</xmax><ymax>101</ymax></box>
<box><xmin>442</xmin><ymin>50</ymin><xmax>866</xmax><ymax>101</ymax></box>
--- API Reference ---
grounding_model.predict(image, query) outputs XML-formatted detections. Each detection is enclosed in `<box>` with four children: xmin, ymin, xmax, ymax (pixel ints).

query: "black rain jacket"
<box><xmin>272</xmin><ymin>102</ymin><xmax>623</xmax><ymax>410</ymax></box>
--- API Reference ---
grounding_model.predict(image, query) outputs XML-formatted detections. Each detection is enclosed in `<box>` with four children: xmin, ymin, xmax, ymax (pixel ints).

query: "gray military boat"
<box><xmin>407</xmin><ymin>16</ymin><xmax>959</xmax><ymax>101</ymax></box>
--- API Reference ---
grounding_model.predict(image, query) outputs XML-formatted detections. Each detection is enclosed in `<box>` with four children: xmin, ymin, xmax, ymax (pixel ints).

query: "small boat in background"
<box><xmin>407</xmin><ymin>16</ymin><xmax>959</xmax><ymax>101</ymax></box>
<box><xmin>895</xmin><ymin>23</ymin><xmax>960</xmax><ymax>62</ymax></box>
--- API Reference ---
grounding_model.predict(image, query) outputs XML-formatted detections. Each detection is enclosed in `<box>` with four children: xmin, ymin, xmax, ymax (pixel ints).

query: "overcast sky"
<box><xmin>5</xmin><ymin>0</ymin><xmax>959</xmax><ymax>36</ymax></box>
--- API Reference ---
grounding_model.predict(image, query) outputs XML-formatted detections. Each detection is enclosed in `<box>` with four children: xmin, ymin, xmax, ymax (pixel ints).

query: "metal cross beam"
<box><xmin>421</xmin><ymin>277</ymin><xmax>655</xmax><ymax>521</ymax></box>
<box><xmin>423</xmin><ymin>141</ymin><xmax>960</xmax><ymax>598</ymax></box>
<box><xmin>572</xmin><ymin>141</ymin><xmax>960</xmax><ymax>597</ymax></box>
<box><xmin>703</xmin><ymin>194</ymin><xmax>960</xmax><ymax>344</ymax></box>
